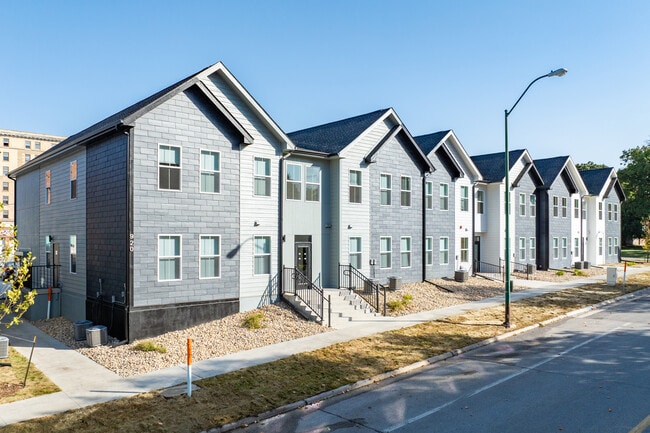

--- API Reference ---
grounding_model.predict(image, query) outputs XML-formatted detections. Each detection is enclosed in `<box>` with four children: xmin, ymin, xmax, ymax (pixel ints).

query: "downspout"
<box><xmin>471</xmin><ymin>184</ymin><xmax>476</xmax><ymax>276</ymax></box>
<box><xmin>125</xmin><ymin>126</ymin><xmax>134</xmax><ymax>342</ymax></box>
<box><xmin>422</xmin><ymin>175</ymin><xmax>427</xmax><ymax>282</ymax></box>
<box><xmin>279</xmin><ymin>151</ymin><xmax>293</xmax><ymax>299</ymax></box>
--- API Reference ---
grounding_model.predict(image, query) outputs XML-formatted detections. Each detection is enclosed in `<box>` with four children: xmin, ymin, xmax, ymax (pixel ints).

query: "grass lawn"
<box><xmin>622</xmin><ymin>245</ymin><xmax>650</xmax><ymax>261</ymax></box>
<box><xmin>4</xmin><ymin>271</ymin><xmax>650</xmax><ymax>433</ymax></box>
<box><xmin>0</xmin><ymin>347</ymin><xmax>59</xmax><ymax>404</ymax></box>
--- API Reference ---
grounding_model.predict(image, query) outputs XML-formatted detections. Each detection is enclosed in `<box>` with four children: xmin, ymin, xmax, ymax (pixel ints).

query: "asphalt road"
<box><xmin>233</xmin><ymin>292</ymin><xmax>650</xmax><ymax>433</ymax></box>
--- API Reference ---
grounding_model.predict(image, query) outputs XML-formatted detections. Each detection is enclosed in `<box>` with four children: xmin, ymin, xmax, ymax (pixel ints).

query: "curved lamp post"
<box><xmin>504</xmin><ymin>68</ymin><xmax>567</xmax><ymax>328</ymax></box>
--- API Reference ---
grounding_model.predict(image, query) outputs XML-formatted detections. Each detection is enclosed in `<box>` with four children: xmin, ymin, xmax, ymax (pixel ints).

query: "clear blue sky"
<box><xmin>2</xmin><ymin>1</ymin><xmax>649</xmax><ymax>168</ymax></box>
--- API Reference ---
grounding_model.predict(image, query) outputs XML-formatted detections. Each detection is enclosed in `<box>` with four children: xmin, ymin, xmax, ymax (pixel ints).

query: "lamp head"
<box><xmin>547</xmin><ymin>68</ymin><xmax>568</xmax><ymax>77</ymax></box>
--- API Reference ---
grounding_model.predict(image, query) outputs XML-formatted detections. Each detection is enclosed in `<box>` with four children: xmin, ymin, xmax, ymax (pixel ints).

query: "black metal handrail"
<box><xmin>338</xmin><ymin>263</ymin><xmax>387</xmax><ymax>316</ymax></box>
<box><xmin>25</xmin><ymin>265</ymin><xmax>61</xmax><ymax>289</ymax></box>
<box><xmin>474</xmin><ymin>260</ymin><xmax>504</xmax><ymax>281</ymax></box>
<box><xmin>282</xmin><ymin>266</ymin><xmax>329</xmax><ymax>325</ymax></box>
<box><xmin>508</xmin><ymin>259</ymin><xmax>534</xmax><ymax>280</ymax></box>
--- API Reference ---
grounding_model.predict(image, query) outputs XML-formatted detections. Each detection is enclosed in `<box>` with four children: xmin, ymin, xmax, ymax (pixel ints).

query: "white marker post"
<box><xmin>187</xmin><ymin>338</ymin><xmax>192</xmax><ymax>397</ymax></box>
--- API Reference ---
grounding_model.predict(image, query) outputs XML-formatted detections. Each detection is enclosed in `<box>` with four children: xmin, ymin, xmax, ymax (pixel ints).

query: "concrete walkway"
<box><xmin>0</xmin><ymin>264</ymin><xmax>645</xmax><ymax>426</ymax></box>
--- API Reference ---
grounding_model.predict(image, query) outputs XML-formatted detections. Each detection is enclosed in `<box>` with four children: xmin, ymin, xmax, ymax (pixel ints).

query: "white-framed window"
<box><xmin>306</xmin><ymin>166</ymin><xmax>320</xmax><ymax>202</ymax></box>
<box><xmin>380</xmin><ymin>236</ymin><xmax>391</xmax><ymax>269</ymax></box>
<box><xmin>574</xmin><ymin>238</ymin><xmax>580</xmax><ymax>258</ymax></box>
<box><xmin>425</xmin><ymin>181</ymin><xmax>433</xmax><ymax>210</ymax></box>
<box><xmin>574</xmin><ymin>198</ymin><xmax>580</xmax><ymax>219</ymax></box>
<box><xmin>553</xmin><ymin>237</ymin><xmax>559</xmax><ymax>259</ymax></box>
<box><xmin>349</xmin><ymin>170</ymin><xmax>362</xmax><ymax>203</ymax></box>
<box><xmin>400</xmin><ymin>237</ymin><xmax>411</xmax><ymax>268</ymax></box>
<box><xmin>561</xmin><ymin>197</ymin><xmax>568</xmax><ymax>218</ymax></box>
<box><xmin>460</xmin><ymin>237</ymin><xmax>469</xmax><ymax>262</ymax></box>
<box><xmin>70</xmin><ymin>160</ymin><xmax>77</xmax><ymax>199</ymax></box>
<box><xmin>530</xmin><ymin>237</ymin><xmax>536</xmax><ymax>260</ymax></box>
<box><xmin>199</xmin><ymin>235</ymin><xmax>221</xmax><ymax>279</ymax></box>
<box><xmin>552</xmin><ymin>196</ymin><xmax>559</xmax><ymax>217</ymax></box>
<box><xmin>158</xmin><ymin>144</ymin><xmax>181</xmax><ymax>190</ymax></box>
<box><xmin>607</xmin><ymin>237</ymin><xmax>613</xmax><ymax>255</ymax></box>
<box><xmin>614</xmin><ymin>237</ymin><xmax>619</xmax><ymax>255</ymax></box>
<box><xmin>561</xmin><ymin>237</ymin><xmax>568</xmax><ymax>259</ymax></box>
<box><xmin>200</xmin><ymin>150</ymin><xmax>220</xmax><ymax>194</ymax></box>
<box><xmin>3</xmin><ymin>152</ymin><xmax>8</xmax><ymax>161</ymax></box>
<box><xmin>519</xmin><ymin>193</ymin><xmax>526</xmax><ymax>216</ymax></box>
<box><xmin>286</xmin><ymin>163</ymin><xmax>302</xmax><ymax>200</ymax></box>
<box><xmin>582</xmin><ymin>201</ymin><xmax>587</xmax><ymax>219</ymax></box>
<box><xmin>159</xmin><ymin>235</ymin><xmax>181</xmax><ymax>281</ymax></box>
<box><xmin>25</xmin><ymin>140</ymin><xmax>31</xmax><ymax>149</ymax></box>
<box><xmin>439</xmin><ymin>237</ymin><xmax>449</xmax><ymax>264</ymax></box>
<box><xmin>70</xmin><ymin>235</ymin><xmax>77</xmax><ymax>274</ymax></box>
<box><xmin>380</xmin><ymin>174</ymin><xmax>391</xmax><ymax>206</ymax></box>
<box><xmin>400</xmin><ymin>176</ymin><xmax>411</xmax><ymax>207</ymax></box>
<box><xmin>254</xmin><ymin>236</ymin><xmax>271</xmax><ymax>274</ymax></box>
<box><xmin>2</xmin><ymin>196</ymin><xmax>8</xmax><ymax>205</ymax></box>
<box><xmin>598</xmin><ymin>202</ymin><xmax>603</xmax><ymax>220</ymax></box>
<box><xmin>519</xmin><ymin>237</ymin><xmax>526</xmax><ymax>261</ymax></box>
<box><xmin>254</xmin><ymin>157</ymin><xmax>271</xmax><ymax>196</ymax></box>
<box><xmin>607</xmin><ymin>203</ymin><xmax>612</xmax><ymax>221</ymax></box>
<box><xmin>2</xmin><ymin>138</ymin><xmax>8</xmax><ymax>147</ymax></box>
<box><xmin>530</xmin><ymin>194</ymin><xmax>536</xmax><ymax>217</ymax></box>
<box><xmin>349</xmin><ymin>237</ymin><xmax>362</xmax><ymax>269</ymax></box>
<box><xmin>614</xmin><ymin>204</ymin><xmax>618</xmax><ymax>221</ymax></box>
<box><xmin>439</xmin><ymin>183</ymin><xmax>449</xmax><ymax>210</ymax></box>
<box><xmin>35</xmin><ymin>141</ymin><xmax>41</xmax><ymax>150</ymax></box>
<box><xmin>2</xmin><ymin>167</ymin><xmax>7</xmax><ymax>176</ymax></box>
<box><xmin>460</xmin><ymin>186</ymin><xmax>469</xmax><ymax>212</ymax></box>
<box><xmin>45</xmin><ymin>170</ymin><xmax>51</xmax><ymax>204</ymax></box>
<box><xmin>25</xmin><ymin>154</ymin><xmax>31</xmax><ymax>163</ymax></box>
<box><xmin>476</xmin><ymin>190</ymin><xmax>485</xmax><ymax>214</ymax></box>
<box><xmin>598</xmin><ymin>237</ymin><xmax>603</xmax><ymax>256</ymax></box>
<box><xmin>425</xmin><ymin>236</ymin><xmax>433</xmax><ymax>266</ymax></box>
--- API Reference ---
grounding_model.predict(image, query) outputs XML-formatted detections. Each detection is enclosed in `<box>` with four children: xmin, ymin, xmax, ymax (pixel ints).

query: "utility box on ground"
<box><xmin>86</xmin><ymin>325</ymin><xmax>108</xmax><ymax>347</ymax></box>
<box><xmin>607</xmin><ymin>267</ymin><xmax>617</xmax><ymax>286</ymax></box>
<box><xmin>454</xmin><ymin>270</ymin><xmax>468</xmax><ymax>282</ymax></box>
<box><xmin>0</xmin><ymin>336</ymin><xmax>8</xmax><ymax>358</ymax></box>
<box><xmin>74</xmin><ymin>320</ymin><xmax>93</xmax><ymax>341</ymax></box>
<box><xmin>388</xmin><ymin>277</ymin><xmax>402</xmax><ymax>291</ymax></box>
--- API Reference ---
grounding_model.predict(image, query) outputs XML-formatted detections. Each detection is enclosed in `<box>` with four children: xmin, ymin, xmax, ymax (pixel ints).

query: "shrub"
<box><xmin>573</xmin><ymin>269</ymin><xmax>586</xmax><ymax>277</ymax></box>
<box><xmin>387</xmin><ymin>294</ymin><xmax>413</xmax><ymax>312</ymax></box>
<box><xmin>132</xmin><ymin>340</ymin><xmax>167</xmax><ymax>354</ymax></box>
<box><xmin>556</xmin><ymin>270</ymin><xmax>565</xmax><ymax>276</ymax></box>
<box><xmin>243</xmin><ymin>312</ymin><xmax>265</xmax><ymax>329</ymax></box>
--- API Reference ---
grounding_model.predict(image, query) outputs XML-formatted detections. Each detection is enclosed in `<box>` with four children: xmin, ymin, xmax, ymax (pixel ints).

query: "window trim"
<box><xmin>552</xmin><ymin>196</ymin><xmax>559</xmax><ymax>217</ymax></box>
<box><xmin>199</xmin><ymin>235</ymin><xmax>221</xmax><ymax>279</ymax></box>
<box><xmin>70</xmin><ymin>160</ymin><xmax>78</xmax><ymax>200</ymax></box>
<box><xmin>439</xmin><ymin>183</ymin><xmax>449</xmax><ymax>211</ymax></box>
<box><xmin>561</xmin><ymin>197</ymin><xmax>568</xmax><ymax>218</ymax></box>
<box><xmin>254</xmin><ymin>157</ymin><xmax>272</xmax><ymax>197</ymax></box>
<box><xmin>380</xmin><ymin>236</ymin><xmax>392</xmax><ymax>269</ymax></box>
<box><xmin>529</xmin><ymin>194</ymin><xmax>536</xmax><ymax>217</ymax></box>
<box><xmin>439</xmin><ymin>236</ymin><xmax>449</xmax><ymax>265</ymax></box>
<box><xmin>425</xmin><ymin>236</ymin><xmax>433</xmax><ymax>266</ymax></box>
<box><xmin>553</xmin><ymin>237</ymin><xmax>559</xmax><ymax>260</ymax></box>
<box><xmin>200</xmin><ymin>149</ymin><xmax>221</xmax><ymax>194</ymax></box>
<box><xmin>349</xmin><ymin>236</ymin><xmax>362</xmax><ymax>269</ymax></box>
<box><xmin>400</xmin><ymin>176</ymin><xmax>411</xmax><ymax>207</ymax></box>
<box><xmin>305</xmin><ymin>165</ymin><xmax>320</xmax><ymax>202</ymax></box>
<box><xmin>286</xmin><ymin>163</ymin><xmax>302</xmax><ymax>201</ymax></box>
<box><xmin>158</xmin><ymin>234</ymin><xmax>182</xmax><ymax>281</ymax></box>
<box><xmin>476</xmin><ymin>190</ymin><xmax>485</xmax><ymax>214</ymax></box>
<box><xmin>460</xmin><ymin>237</ymin><xmax>469</xmax><ymax>262</ymax></box>
<box><xmin>519</xmin><ymin>193</ymin><xmax>526</xmax><ymax>217</ymax></box>
<box><xmin>380</xmin><ymin>173</ymin><xmax>392</xmax><ymax>206</ymax></box>
<box><xmin>70</xmin><ymin>235</ymin><xmax>77</xmax><ymax>274</ymax></box>
<box><xmin>400</xmin><ymin>236</ymin><xmax>412</xmax><ymax>268</ymax></box>
<box><xmin>561</xmin><ymin>237</ymin><xmax>568</xmax><ymax>259</ymax></box>
<box><xmin>529</xmin><ymin>237</ymin><xmax>536</xmax><ymax>260</ymax></box>
<box><xmin>254</xmin><ymin>235</ymin><xmax>272</xmax><ymax>275</ymax></box>
<box><xmin>460</xmin><ymin>185</ymin><xmax>469</xmax><ymax>212</ymax></box>
<box><xmin>349</xmin><ymin>170</ymin><xmax>362</xmax><ymax>204</ymax></box>
<box><xmin>158</xmin><ymin>144</ymin><xmax>182</xmax><ymax>191</ymax></box>
<box><xmin>519</xmin><ymin>237</ymin><xmax>526</xmax><ymax>261</ymax></box>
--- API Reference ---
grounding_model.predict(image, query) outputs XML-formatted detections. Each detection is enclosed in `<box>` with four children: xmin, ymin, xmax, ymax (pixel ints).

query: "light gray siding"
<box><xmin>425</xmin><ymin>154</ymin><xmax>456</xmax><ymax>278</ymax></box>
<box><xmin>512</xmin><ymin>173</ymin><xmax>537</xmax><ymax>268</ymax></box>
<box><xmin>545</xmin><ymin>178</ymin><xmax>573</xmax><ymax>269</ymax></box>
<box><xmin>15</xmin><ymin>170</ymin><xmax>40</xmax><ymax>256</ymax></box>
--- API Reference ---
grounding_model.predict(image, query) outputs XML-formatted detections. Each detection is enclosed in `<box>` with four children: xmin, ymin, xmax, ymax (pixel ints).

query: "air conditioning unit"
<box><xmin>0</xmin><ymin>336</ymin><xmax>8</xmax><ymax>358</ymax></box>
<box><xmin>86</xmin><ymin>325</ymin><xmax>107</xmax><ymax>347</ymax></box>
<box><xmin>74</xmin><ymin>320</ymin><xmax>93</xmax><ymax>341</ymax></box>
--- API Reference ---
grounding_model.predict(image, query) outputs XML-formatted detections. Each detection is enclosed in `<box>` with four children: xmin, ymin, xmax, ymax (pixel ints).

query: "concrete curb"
<box><xmin>207</xmin><ymin>286</ymin><xmax>650</xmax><ymax>433</ymax></box>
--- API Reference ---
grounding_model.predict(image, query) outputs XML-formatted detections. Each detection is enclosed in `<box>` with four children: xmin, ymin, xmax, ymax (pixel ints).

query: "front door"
<box><xmin>295</xmin><ymin>242</ymin><xmax>312</xmax><ymax>282</ymax></box>
<box><xmin>473</xmin><ymin>236</ymin><xmax>481</xmax><ymax>272</ymax></box>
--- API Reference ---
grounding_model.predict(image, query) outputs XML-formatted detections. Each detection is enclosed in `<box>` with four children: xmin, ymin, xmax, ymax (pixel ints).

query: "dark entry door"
<box><xmin>473</xmin><ymin>236</ymin><xmax>481</xmax><ymax>272</ymax></box>
<box><xmin>295</xmin><ymin>242</ymin><xmax>312</xmax><ymax>282</ymax></box>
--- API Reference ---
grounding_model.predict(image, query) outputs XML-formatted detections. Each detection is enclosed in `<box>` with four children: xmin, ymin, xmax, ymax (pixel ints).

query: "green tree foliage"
<box><xmin>576</xmin><ymin>161</ymin><xmax>607</xmax><ymax>171</ymax></box>
<box><xmin>618</xmin><ymin>143</ymin><xmax>650</xmax><ymax>242</ymax></box>
<box><xmin>0</xmin><ymin>224</ymin><xmax>35</xmax><ymax>328</ymax></box>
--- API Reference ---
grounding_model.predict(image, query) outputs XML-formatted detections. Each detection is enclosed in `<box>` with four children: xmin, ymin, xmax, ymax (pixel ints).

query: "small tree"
<box><xmin>642</xmin><ymin>218</ymin><xmax>650</xmax><ymax>260</ymax></box>
<box><xmin>0</xmin><ymin>223</ymin><xmax>35</xmax><ymax>328</ymax></box>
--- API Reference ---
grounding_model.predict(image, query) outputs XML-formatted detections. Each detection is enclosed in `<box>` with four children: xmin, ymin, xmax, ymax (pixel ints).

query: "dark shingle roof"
<box><xmin>414</xmin><ymin>130</ymin><xmax>450</xmax><ymax>155</ymax></box>
<box><xmin>534</xmin><ymin>156</ymin><xmax>570</xmax><ymax>185</ymax></box>
<box><xmin>579</xmin><ymin>167</ymin><xmax>613</xmax><ymax>195</ymax></box>
<box><xmin>471</xmin><ymin>149</ymin><xmax>526</xmax><ymax>182</ymax></box>
<box><xmin>288</xmin><ymin>109</ymin><xmax>389</xmax><ymax>154</ymax></box>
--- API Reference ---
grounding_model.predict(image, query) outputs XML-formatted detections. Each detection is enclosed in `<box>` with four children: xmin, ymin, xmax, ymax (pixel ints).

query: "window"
<box><xmin>25</xmin><ymin>140</ymin><xmax>31</xmax><ymax>149</ymax></box>
<box><xmin>530</xmin><ymin>237</ymin><xmax>536</xmax><ymax>260</ymax></box>
<box><xmin>553</xmin><ymin>237</ymin><xmax>559</xmax><ymax>259</ymax></box>
<box><xmin>349</xmin><ymin>237</ymin><xmax>362</xmax><ymax>269</ymax></box>
<box><xmin>25</xmin><ymin>154</ymin><xmax>31</xmax><ymax>163</ymax></box>
<box><xmin>614</xmin><ymin>204</ymin><xmax>618</xmax><ymax>221</ymax></box>
<box><xmin>380</xmin><ymin>174</ymin><xmax>391</xmax><ymax>206</ymax></box>
<box><xmin>460</xmin><ymin>237</ymin><xmax>469</xmax><ymax>262</ymax></box>
<box><xmin>2</xmin><ymin>210</ymin><xmax>7</xmax><ymax>219</ymax></box>
<box><xmin>425</xmin><ymin>181</ymin><xmax>433</xmax><ymax>210</ymax></box>
<box><xmin>158</xmin><ymin>144</ymin><xmax>181</xmax><ymax>190</ymax></box>
<box><xmin>615</xmin><ymin>237</ymin><xmax>619</xmax><ymax>254</ymax></box>
<box><xmin>3</xmin><ymin>152</ymin><xmax>8</xmax><ymax>161</ymax></box>
<box><xmin>2</xmin><ymin>167</ymin><xmax>8</xmax><ymax>176</ymax></box>
<box><xmin>159</xmin><ymin>235</ymin><xmax>181</xmax><ymax>280</ymax></box>
<box><xmin>35</xmin><ymin>141</ymin><xmax>41</xmax><ymax>150</ymax></box>
<box><xmin>400</xmin><ymin>176</ymin><xmax>411</xmax><ymax>207</ymax></box>
<box><xmin>45</xmin><ymin>170</ymin><xmax>51</xmax><ymax>204</ymax></box>
<box><xmin>286</xmin><ymin>163</ymin><xmax>301</xmax><ymax>200</ymax></box>
<box><xmin>561</xmin><ymin>197</ymin><xmax>567</xmax><ymax>218</ymax></box>
<box><xmin>200</xmin><ymin>150</ymin><xmax>220</xmax><ymax>194</ymax></box>
<box><xmin>70</xmin><ymin>161</ymin><xmax>77</xmax><ymax>199</ymax></box>
<box><xmin>519</xmin><ymin>193</ymin><xmax>526</xmax><ymax>216</ymax></box>
<box><xmin>439</xmin><ymin>183</ymin><xmax>449</xmax><ymax>210</ymax></box>
<box><xmin>2</xmin><ymin>182</ymin><xmax>8</xmax><ymax>191</ymax></box>
<box><xmin>574</xmin><ymin>199</ymin><xmax>580</xmax><ymax>218</ymax></box>
<box><xmin>254</xmin><ymin>236</ymin><xmax>271</xmax><ymax>274</ymax></box>
<box><xmin>574</xmin><ymin>238</ymin><xmax>580</xmax><ymax>258</ymax></box>
<box><xmin>380</xmin><ymin>237</ymin><xmax>392</xmax><ymax>269</ymax></box>
<box><xmin>561</xmin><ymin>237</ymin><xmax>568</xmax><ymax>259</ymax></box>
<box><xmin>454</xmin><ymin>185</ymin><xmax>466</xmax><ymax>211</ymax></box>
<box><xmin>70</xmin><ymin>235</ymin><xmax>77</xmax><ymax>273</ymax></box>
<box><xmin>476</xmin><ymin>190</ymin><xmax>485</xmax><ymax>214</ymax></box>
<box><xmin>607</xmin><ymin>237</ymin><xmax>613</xmax><ymax>255</ymax></box>
<box><xmin>2</xmin><ymin>138</ymin><xmax>8</xmax><ymax>147</ymax></box>
<box><xmin>200</xmin><ymin>235</ymin><xmax>220</xmax><ymax>278</ymax></box>
<box><xmin>254</xmin><ymin>157</ymin><xmax>271</xmax><ymax>196</ymax></box>
<box><xmin>425</xmin><ymin>237</ymin><xmax>433</xmax><ymax>266</ymax></box>
<box><xmin>582</xmin><ymin>201</ymin><xmax>587</xmax><ymax>219</ymax></box>
<box><xmin>2</xmin><ymin>196</ymin><xmax>7</xmax><ymax>205</ymax></box>
<box><xmin>439</xmin><ymin>237</ymin><xmax>449</xmax><ymax>264</ymax></box>
<box><xmin>598</xmin><ymin>237</ymin><xmax>603</xmax><ymax>256</ymax></box>
<box><xmin>598</xmin><ymin>202</ymin><xmax>603</xmax><ymax>220</ymax></box>
<box><xmin>530</xmin><ymin>194</ymin><xmax>536</xmax><ymax>217</ymax></box>
<box><xmin>607</xmin><ymin>203</ymin><xmax>612</xmax><ymax>221</ymax></box>
<box><xmin>552</xmin><ymin>196</ymin><xmax>559</xmax><ymax>217</ymax></box>
<box><xmin>349</xmin><ymin>170</ymin><xmax>362</xmax><ymax>203</ymax></box>
<box><xmin>305</xmin><ymin>166</ymin><xmax>320</xmax><ymax>202</ymax></box>
<box><xmin>400</xmin><ymin>237</ymin><xmax>411</xmax><ymax>268</ymax></box>
<box><xmin>519</xmin><ymin>237</ymin><xmax>526</xmax><ymax>261</ymax></box>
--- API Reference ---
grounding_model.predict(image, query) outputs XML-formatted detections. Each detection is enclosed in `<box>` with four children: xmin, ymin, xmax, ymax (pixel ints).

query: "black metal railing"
<box><xmin>474</xmin><ymin>260</ymin><xmax>504</xmax><ymax>281</ymax></box>
<box><xmin>25</xmin><ymin>265</ymin><xmax>61</xmax><ymax>289</ymax></box>
<box><xmin>338</xmin><ymin>263</ymin><xmax>387</xmax><ymax>316</ymax></box>
<box><xmin>282</xmin><ymin>266</ymin><xmax>329</xmax><ymax>325</ymax></box>
<box><xmin>508</xmin><ymin>259</ymin><xmax>534</xmax><ymax>280</ymax></box>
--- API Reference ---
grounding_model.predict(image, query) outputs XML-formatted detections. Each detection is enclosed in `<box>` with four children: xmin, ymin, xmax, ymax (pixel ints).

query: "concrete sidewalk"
<box><xmin>0</xmin><ymin>264</ymin><xmax>645</xmax><ymax>426</ymax></box>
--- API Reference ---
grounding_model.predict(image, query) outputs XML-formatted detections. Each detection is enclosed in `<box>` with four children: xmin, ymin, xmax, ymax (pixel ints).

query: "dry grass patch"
<box><xmin>0</xmin><ymin>347</ymin><xmax>59</xmax><ymax>404</ymax></box>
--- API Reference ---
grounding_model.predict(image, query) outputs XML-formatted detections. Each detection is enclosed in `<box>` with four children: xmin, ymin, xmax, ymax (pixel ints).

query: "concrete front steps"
<box><xmin>283</xmin><ymin>289</ymin><xmax>382</xmax><ymax>328</ymax></box>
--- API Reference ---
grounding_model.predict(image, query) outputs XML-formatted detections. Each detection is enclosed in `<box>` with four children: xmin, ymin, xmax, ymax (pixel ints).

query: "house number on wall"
<box><xmin>129</xmin><ymin>233</ymin><xmax>135</xmax><ymax>252</ymax></box>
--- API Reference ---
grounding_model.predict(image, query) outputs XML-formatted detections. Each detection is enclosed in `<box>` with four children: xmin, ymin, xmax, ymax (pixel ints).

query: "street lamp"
<box><xmin>503</xmin><ymin>68</ymin><xmax>567</xmax><ymax>328</ymax></box>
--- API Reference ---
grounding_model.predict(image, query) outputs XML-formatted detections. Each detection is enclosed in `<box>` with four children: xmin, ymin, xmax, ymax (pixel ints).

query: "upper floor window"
<box><xmin>200</xmin><ymin>235</ymin><xmax>221</xmax><ymax>279</ymax></box>
<box><xmin>2</xmin><ymin>210</ymin><xmax>7</xmax><ymax>219</ymax></box>
<box><xmin>582</xmin><ymin>201</ymin><xmax>587</xmax><ymax>219</ymax></box>
<box><xmin>254</xmin><ymin>157</ymin><xmax>271</xmax><ymax>196</ymax></box>
<box><xmin>2</xmin><ymin>138</ymin><xmax>8</xmax><ymax>147</ymax></box>
<box><xmin>2</xmin><ymin>196</ymin><xmax>8</xmax><ymax>205</ymax></box>
<box><xmin>476</xmin><ymin>190</ymin><xmax>485</xmax><ymax>214</ymax></box>
<box><xmin>158</xmin><ymin>144</ymin><xmax>181</xmax><ymax>190</ymax></box>
<box><xmin>305</xmin><ymin>166</ymin><xmax>320</xmax><ymax>202</ymax></box>
<box><xmin>460</xmin><ymin>186</ymin><xmax>469</xmax><ymax>212</ymax></box>
<box><xmin>286</xmin><ymin>163</ymin><xmax>302</xmax><ymax>200</ymax></box>
<box><xmin>349</xmin><ymin>170</ymin><xmax>362</xmax><ymax>203</ymax></box>
<box><xmin>25</xmin><ymin>154</ymin><xmax>31</xmax><ymax>163</ymax></box>
<box><xmin>45</xmin><ymin>170</ymin><xmax>51</xmax><ymax>204</ymax></box>
<box><xmin>574</xmin><ymin>198</ymin><xmax>580</xmax><ymax>219</ymax></box>
<box><xmin>70</xmin><ymin>235</ymin><xmax>77</xmax><ymax>273</ymax></box>
<box><xmin>158</xmin><ymin>235</ymin><xmax>181</xmax><ymax>281</ymax></box>
<box><xmin>529</xmin><ymin>194</ymin><xmax>536</xmax><ymax>217</ymax></box>
<box><xmin>380</xmin><ymin>174</ymin><xmax>391</xmax><ymax>206</ymax></box>
<box><xmin>70</xmin><ymin>160</ymin><xmax>77</xmax><ymax>199</ymax></box>
<box><xmin>519</xmin><ymin>193</ymin><xmax>526</xmax><ymax>216</ymax></box>
<box><xmin>607</xmin><ymin>203</ymin><xmax>612</xmax><ymax>221</ymax></box>
<box><xmin>25</xmin><ymin>140</ymin><xmax>31</xmax><ymax>149</ymax></box>
<box><xmin>400</xmin><ymin>176</ymin><xmax>411</xmax><ymax>207</ymax></box>
<box><xmin>2</xmin><ymin>166</ymin><xmax>8</xmax><ymax>176</ymax></box>
<box><xmin>35</xmin><ymin>141</ymin><xmax>41</xmax><ymax>150</ymax></box>
<box><xmin>439</xmin><ymin>183</ymin><xmax>449</xmax><ymax>210</ymax></box>
<box><xmin>2</xmin><ymin>182</ymin><xmax>8</xmax><ymax>191</ymax></box>
<box><xmin>200</xmin><ymin>150</ymin><xmax>220</xmax><ymax>194</ymax></box>
<box><xmin>3</xmin><ymin>152</ymin><xmax>8</xmax><ymax>162</ymax></box>
<box><xmin>598</xmin><ymin>202</ymin><xmax>603</xmax><ymax>220</ymax></box>
<box><xmin>561</xmin><ymin>197</ymin><xmax>568</xmax><ymax>218</ymax></box>
<box><xmin>613</xmin><ymin>204</ymin><xmax>618</xmax><ymax>221</ymax></box>
<box><xmin>552</xmin><ymin>196</ymin><xmax>559</xmax><ymax>217</ymax></box>
<box><xmin>425</xmin><ymin>181</ymin><xmax>433</xmax><ymax>210</ymax></box>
